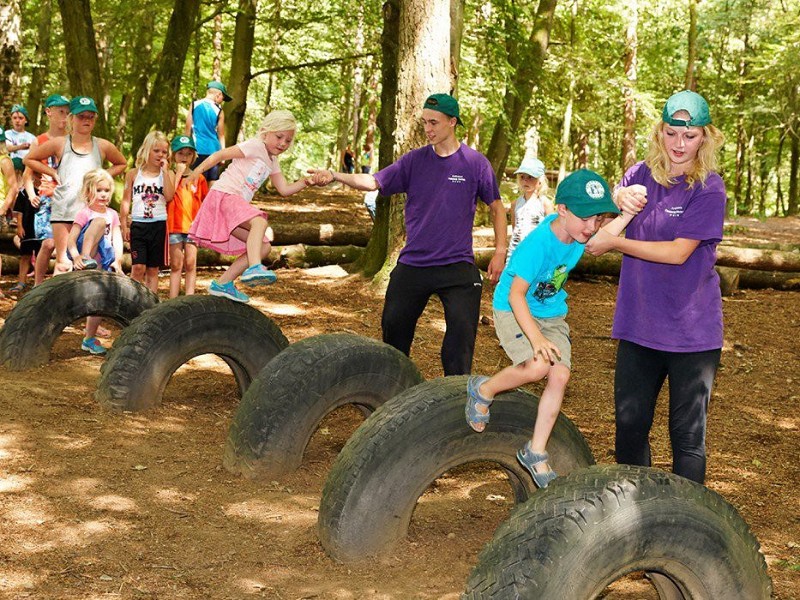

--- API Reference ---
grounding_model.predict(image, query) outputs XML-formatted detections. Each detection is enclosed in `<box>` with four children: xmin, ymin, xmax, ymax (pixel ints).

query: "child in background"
<box><xmin>24</xmin><ymin>93</ymin><xmax>71</xmax><ymax>286</ymax></box>
<box><xmin>120</xmin><ymin>131</ymin><xmax>176</xmax><ymax>294</ymax></box>
<box><xmin>3</xmin><ymin>105</ymin><xmax>37</xmax><ymax>229</ymax></box>
<box><xmin>186</xmin><ymin>109</ymin><xmax>312</xmax><ymax>303</ymax></box>
<box><xmin>466</xmin><ymin>169</ymin><xmax>630</xmax><ymax>488</ymax></box>
<box><xmin>167</xmin><ymin>135</ymin><xmax>208</xmax><ymax>298</ymax></box>
<box><xmin>507</xmin><ymin>157</ymin><xmax>552</xmax><ymax>262</ymax></box>
<box><xmin>0</xmin><ymin>133</ymin><xmax>17</xmax><ymax>296</ymax></box>
<box><xmin>10</xmin><ymin>187</ymin><xmax>41</xmax><ymax>294</ymax></box>
<box><xmin>67</xmin><ymin>169</ymin><xmax>124</xmax><ymax>354</ymax></box>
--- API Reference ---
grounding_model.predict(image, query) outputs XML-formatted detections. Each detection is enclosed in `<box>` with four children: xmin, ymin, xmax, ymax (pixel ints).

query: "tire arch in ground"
<box><xmin>317</xmin><ymin>376</ymin><xmax>595</xmax><ymax>562</ymax></box>
<box><xmin>95</xmin><ymin>295</ymin><xmax>289</xmax><ymax>412</ymax></box>
<box><xmin>224</xmin><ymin>333</ymin><xmax>424</xmax><ymax>480</ymax></box>
<box><xmin>0</xmin><ymin>271</ymin><xmax>159</xmax><ymax>370</ymax></box>
<box><xmin>463</xmin><ymin>464</ymin><xmax>772</xmax><ymax>600</ymax></box>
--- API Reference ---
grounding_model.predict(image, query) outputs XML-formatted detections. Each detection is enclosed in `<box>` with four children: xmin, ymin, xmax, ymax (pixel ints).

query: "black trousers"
<box><xmin>614</xmin><ymin>340</ymin><xmax>721</xmax><ymax>483</ymax></box>
<box><xmin>382</xmin><ymin>261</ymin><xmax>483</xmax><ymax>376</ymax></box>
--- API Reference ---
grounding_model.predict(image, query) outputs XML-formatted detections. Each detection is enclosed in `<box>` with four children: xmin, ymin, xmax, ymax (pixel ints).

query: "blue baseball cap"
<box><xmin>207</xmin><ymin>81</ymin><xmax>232</xmax><ymax>102</ymax></box>
<box><xmin>170</xmin><ymin>135</ymin><xmax>196</xmax><ymax>152</ymax></box>
<box><xmin>45</xmin><ymin>94</ymin><xmax>70</xmax><ymax>108</ymax></box>
<box><xmin>555</xmin><ymin>169</ymin><xmax>619</xmax><ymax>218</ymax></box>
<box><xmin>662</xmin><ymin>90</ymin><xmax>711</xmax><ymax>127</ymax></box>
<box><xmin>515</xmin><ymin>158</ymin><xmax>546</xmax><ymax>178</ymax></box>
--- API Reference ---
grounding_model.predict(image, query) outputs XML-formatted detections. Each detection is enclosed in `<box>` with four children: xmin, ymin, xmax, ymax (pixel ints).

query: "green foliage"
<box><xmin>11</xmin><ymin>0</ymin><xmax>800</xmax><ymax>214</ymax></box>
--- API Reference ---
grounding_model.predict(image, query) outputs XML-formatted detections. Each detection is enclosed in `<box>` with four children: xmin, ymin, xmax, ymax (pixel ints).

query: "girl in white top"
<box><xmin>120</xmin><ymin>131</ymin><xmax>176</xmax><ymax>293</ymax></box>
<box><xmin>186</xmin><ymin>109</ymin><xmax>313</xmax><ymax>303</ymax></box>
<box><xmin>506</xmin><ymin>157</ymin><xmax>553</xmax><ymax>262</ymax></box>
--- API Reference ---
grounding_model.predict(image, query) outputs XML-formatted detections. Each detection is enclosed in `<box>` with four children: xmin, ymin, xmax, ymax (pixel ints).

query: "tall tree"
<box><xmin>357</xmin><ymin>0</ymin><xmax>452</xmax><ymax>278</ymax></box>
<box><xmin>684</xmin><ymin>0</ymin><xmax>698</xmax><ymax>90</ymax></box>
<box><xmin>25</xmin><ymin>0</ymin><xmax>53</xmax><ymax>132</ymax></box>
<box><xmin>0</xmin><ymin>0</ymin><xmax>21</xmax><ymax>127</ymax></box>
<box><xmin>621</xmin><ymin>0</ymin><xmax>638</xmax><ymax>173</ymax></box>
<box><xmin>225</xmin><ymin>0</ymin><xmax>259</xmax><ymax>146</ymax></box>
<box><xmin>130</xmin><ymin>0</ymin><xmax>202</xmax><ymax>154</ymax></box>
<box><xmin>57</xmin><ymin>0</ymin><xmax>108</xmax><ymax>137</ymax></box>
<box><xmin>485</xmin><ymin>0</ymin><xmax>558</xmax><ymax>177</ymax></box>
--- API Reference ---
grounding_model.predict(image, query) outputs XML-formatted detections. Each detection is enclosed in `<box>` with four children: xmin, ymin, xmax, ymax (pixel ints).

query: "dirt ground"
<box><xmin>0</xmin><ymin>189</ymin><xmax>798</xmax><ymax>599</ymax></box>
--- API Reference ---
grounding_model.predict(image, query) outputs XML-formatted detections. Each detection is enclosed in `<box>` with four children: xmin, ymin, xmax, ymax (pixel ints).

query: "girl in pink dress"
<box><xmin>186</xmin><ymin>110</ymin><xmax>311</xmax><ymax>303</ymax></box>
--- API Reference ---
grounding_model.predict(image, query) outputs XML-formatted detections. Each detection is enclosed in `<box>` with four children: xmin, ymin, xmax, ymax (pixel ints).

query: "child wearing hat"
<box><xmin>4</xmin><ymin>105</ymin><xmax>36</xmax><ymax>171</ymax></box>
<box><xmin>184</xmin><ymin>81</ymin><xmax>231</xmax><ymax>182</ymax></box>
<box><xmin>507</xmin><ymin>157</ymin><xmax>553</xmax><ymax>262</ymax></box>
<box><xmin>466</xmin><ymin>169</ymin><xmax>632</xmax><ymax>488</ymax></box>
<box><xmin>167</xmin><ymin>135</ymin><xmax>208</xmax><ymax>297</ymax></box>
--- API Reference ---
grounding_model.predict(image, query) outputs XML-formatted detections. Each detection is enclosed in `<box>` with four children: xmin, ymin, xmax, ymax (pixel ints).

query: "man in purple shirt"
<box><xmin>310</xmin><ymin>93</ymin><xmax>507</xmax><ymax>375</ymax></box>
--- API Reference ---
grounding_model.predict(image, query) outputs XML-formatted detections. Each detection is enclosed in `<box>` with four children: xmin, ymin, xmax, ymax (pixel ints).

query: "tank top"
<box><xmin>191</xmin><ymin>99</ymin><xmax>222</xmax><ymax>155</ymax></box>
<box><xmin>50</xmin><ymin>135</ymin><xmax>102</xmax><ymax>222</ymax></box>
<box><xmin>131</xmin><ymin>169</ymin><xmax>168</xmax><ymax>221</ymax></box>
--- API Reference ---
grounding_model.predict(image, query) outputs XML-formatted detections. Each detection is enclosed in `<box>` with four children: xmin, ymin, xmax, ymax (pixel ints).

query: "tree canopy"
<box><xmin>2</xmin><ymin>0</ymin><xmax>798</xmax><ymax>218</ymax></box>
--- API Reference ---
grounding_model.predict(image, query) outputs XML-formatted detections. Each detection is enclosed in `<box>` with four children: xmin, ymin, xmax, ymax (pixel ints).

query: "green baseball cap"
<box><xmin>423</xmin><ymin>93</ymin><xmax>463</xmax><ymax>126</ymax></box>
<box><xmin>171</xmin><ymin>135</ymin><xmax>196</xmax><ymax>152</ymax></box>
<box><xmin>45</xmin><ymin>94</ymin><xmax>70</xmax><ymax>108</ymax></box>
<box><xmin>555</xmin><ymin>169</ymin><xmax>619</xmax><ymax>218</ymax></box>
<box><xmin>70</xmin><ymin>96</ymin><xmax>98</xmax><ymax>115</ymax></box>
<box><xmin>10</xmin><ymin>104</ymin><xmax>29</xmax><ymax>122</ymax></box>
<box><xmin>207</xmin><ymin>81</ymin><xmax>232</xmax><ymax>102</ymax></box>
<box><xmin>662</xmin><ymin>90</ymin><xmax>711</xmax><ymax>127</ymax></box>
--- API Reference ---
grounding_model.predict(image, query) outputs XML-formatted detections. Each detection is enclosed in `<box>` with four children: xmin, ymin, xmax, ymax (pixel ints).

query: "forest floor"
<box><xmin>0</xmin><ymin>187</ymin><xmax>798</xmax><ymax>599</ymax></box>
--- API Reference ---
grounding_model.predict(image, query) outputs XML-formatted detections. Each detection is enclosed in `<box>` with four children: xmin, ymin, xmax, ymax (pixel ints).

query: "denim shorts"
<box><xmin>169</xmin><ymin>233</ymin><xmax>195</xmax><ymax>245</ymax></box>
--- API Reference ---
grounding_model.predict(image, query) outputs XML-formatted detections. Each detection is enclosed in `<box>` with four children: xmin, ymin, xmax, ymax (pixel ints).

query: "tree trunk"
<box><xmin>558</xmin><ymin>77</ymin><xmax>575</xmax><ymax>182</ymax></box>
<box><xmin>116</xmin><ymin>12</ymin><xmax>155</xmax><ymax>149</ymax></box>
<box><xmin>621</xmin><ymin>0</ymin><xmax>638</xmax><ymax>173</ymax></box>
<box><xmin>450</xmin><ymin>0</ymin><xmax>465</xmax><ymax>95</ymax></box>
<box><xmin>225</xmin><ymin>0</ymin><xmax>259</xmax><ymax>146</ymax></box>
<box><xmin>212</xmin><ymin>13</ymin><xmax>223</xmax><ymax>80</ymax></box>
<box><xmin>271</xmin><ymin>223</ymin><xmax>370</xmax><ymax>246</ymax></box>
<box><xmin>0</xmin><ymin>0</ymin><xmax>21</xmax><ymax>127</ymax></box>
<box><xmin>130</xmin><ymin>0</ymin><xmax>202</xmax><ymax>155</ymax></box>
<box><xmin>789</xmin><ymin>123</ymin><xmax>799</xmax><ymax>216</ymax></box>
<box><xmin>684</xmin><ymin>0</ymin><xmax>698</xmax><ymax>90</ymax></box>
<box><xmin>350</xmin><ymin>8</ymin><xmax>366</xmax><ymax>152</ymax></box>
<box><xmin>731</xmin><ymin>30</ymin><xmax>750</xmax><ymax>217</ymax></box>
<box><xmin>25</xmin><ymin>0</ymin><xmax>52</xmax><ymax>132</ymax></box>
<box><xmin>57</xmin><ymin>0</ymin><xmax>108</xmax><ymax>137</ymax></box>
<box><xmin>354</xmin><ymin>0</ymin><xmax>399</xmax><ymax>277</ymax></box>
<box><xmin>485</xmin><ymin>0</ymin><xmax>558</xmax><ymax>177</ymax></box>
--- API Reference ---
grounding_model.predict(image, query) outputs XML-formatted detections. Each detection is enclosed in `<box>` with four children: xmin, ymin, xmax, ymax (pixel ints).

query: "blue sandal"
<box><xmin>466</xmin><ymin>375</ymin><xmax>492</xmax><ymax>432</ymax></box>
<box><xmin>517</xmin><ymin>442</ymin><xmax>557</xmax><ymax>488</ymax></box>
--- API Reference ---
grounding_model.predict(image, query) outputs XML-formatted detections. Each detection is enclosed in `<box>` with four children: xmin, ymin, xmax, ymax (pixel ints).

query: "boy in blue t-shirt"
<box><xmin>466</xmin><ymin>169</ymin><xmax>632</xmax><ymax>488</ymax></box>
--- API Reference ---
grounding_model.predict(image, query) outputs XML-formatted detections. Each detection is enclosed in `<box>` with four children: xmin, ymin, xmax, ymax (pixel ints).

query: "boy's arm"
<box><xmin>217</xmin><ymin>110</ymin><xmax>226</xmax><ymax>150</ymax></box>
<box><xmin>508</xmin><ymin>276</ymin><xmax>561</xmax><ymax>364</ymax></box>
<box><xmin>22</xmin><ymin>167</ymin><xmax>38</xmax><ymax>207</ymax></box>
<box><xmin>184</xmin><ymin>104</ymin><xmax>194</xmax><ymax>137</ymax></box>
<box><xmin>487</xmin><ymin>199</ymin><xmax>508</xmax><ymax>283</ymax></box>
<box><xmin>306</xmin><ymin>168</ymin><xmax>380</xmax><ymax>191</ymax></box>
<box><xmin>601</xmin><ymin>211</ymin><xmax>635</xmax><ymax>237</ymax></box>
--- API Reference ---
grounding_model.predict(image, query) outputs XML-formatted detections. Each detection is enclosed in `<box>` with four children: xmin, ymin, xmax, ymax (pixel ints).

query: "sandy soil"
<box><xmin>0</xmin><ymin>189</ymin><xmax>797</xmax><ymax>599</ymax></box>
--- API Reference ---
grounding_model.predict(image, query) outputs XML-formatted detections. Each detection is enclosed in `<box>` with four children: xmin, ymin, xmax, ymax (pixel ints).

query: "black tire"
<box><xmin>224</xmin><ymin>333</ymin><xmax>424</xmax><ymax>479</ymax></box>
<box><xmin>317</xmin><ymin>376</ymin><xmax>595</xmax><ymax>562</ymax></box>
<box><xmin>463</xmin><ymin>464</ymin><xmax>772</xmax><ymax>600</ymax></box>
<box><xmin>95</xmin><ymin>295</ymin><xmax>289</xmax><ymax>412</ymax></box>
<box><xmin>0</xmin><ymin>271</ymin><xmax>158</xmax><ymax>370</ymax></box>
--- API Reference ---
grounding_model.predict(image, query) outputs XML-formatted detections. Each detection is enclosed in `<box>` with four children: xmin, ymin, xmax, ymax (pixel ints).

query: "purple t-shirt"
<box><xmin>374</xmin><ymin>144</ymin><xmax>500</xmax><ymax>267</ymax></box>
<box><xmin>613</xmin><ymin>161</ymin><xmax>726</xmax><ymax>352</ymax></box>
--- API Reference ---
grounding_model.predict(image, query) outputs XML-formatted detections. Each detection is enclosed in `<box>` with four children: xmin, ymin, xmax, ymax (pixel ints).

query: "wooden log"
<box><xmin>271</xmin><ymin>223</ymin><xmax>371</xmax><ymax>246</ymax></box>
<box><xmin>474</xmin><ymin>248</ymin><xmax>800</xmax><ymax>291</ymax></box>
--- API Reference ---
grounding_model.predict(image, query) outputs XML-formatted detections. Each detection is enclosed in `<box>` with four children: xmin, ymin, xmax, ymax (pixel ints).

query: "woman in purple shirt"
<box><xmin>586</xmin><ymin>90</ymin><xmax>726</xmax><ymax>483</ymax></box>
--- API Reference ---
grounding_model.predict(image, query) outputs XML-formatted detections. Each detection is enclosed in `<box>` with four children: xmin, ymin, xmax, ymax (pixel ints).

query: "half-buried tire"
<box><xmin>463</xmin><ymin>464</ymin><xmax>772</xmax><ymax>600</ymax></box>
<box><xmin>317</xmin><ymin>376</ymin><xmax>594</xmax><ymax>562</ymax></box>
<box><xmin>224</xmin><ymin>333</ymin><xmax>424</xmax><ymax>479</ymax></box>
<box><xmin>0</xmin><ymin>271</ymin><xmax>158</xmax><ymax>370</ymax></box>
<box><xmin>95</xmin><ymin>295</ymin><xmax>289</xmax><ymax>412</ymax></box>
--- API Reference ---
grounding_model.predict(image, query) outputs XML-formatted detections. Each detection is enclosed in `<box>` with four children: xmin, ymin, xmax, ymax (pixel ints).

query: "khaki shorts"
<box><xmin>493</xmin><ymin>309</ymin><xmax>572</xmax><ymax>369</ymax></box>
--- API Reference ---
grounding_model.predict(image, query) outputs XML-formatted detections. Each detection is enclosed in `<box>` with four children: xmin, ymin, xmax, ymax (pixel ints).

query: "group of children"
<box><xmin>1</xmin><ymin>91</ymin><xmax>317</xmax><ymax>354</ymax></box>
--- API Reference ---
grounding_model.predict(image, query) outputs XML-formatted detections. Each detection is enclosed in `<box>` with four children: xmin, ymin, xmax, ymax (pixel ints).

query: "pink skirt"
<box><xmin>188</xmin><ymin>189</ymin><xmax>268</xmax><ymax>255</ymax></box>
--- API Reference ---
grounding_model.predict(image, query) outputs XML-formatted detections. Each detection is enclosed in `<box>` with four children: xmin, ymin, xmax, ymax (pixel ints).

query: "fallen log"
<box><xmin>474</xmin><ymin>249</ymin><xmax>800</xmax><ymax>291</ymax></box>
<box><xmin>270</xmin><ymin>223</ymin><xmax>371</xmax><ymax>246</ymax></box>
